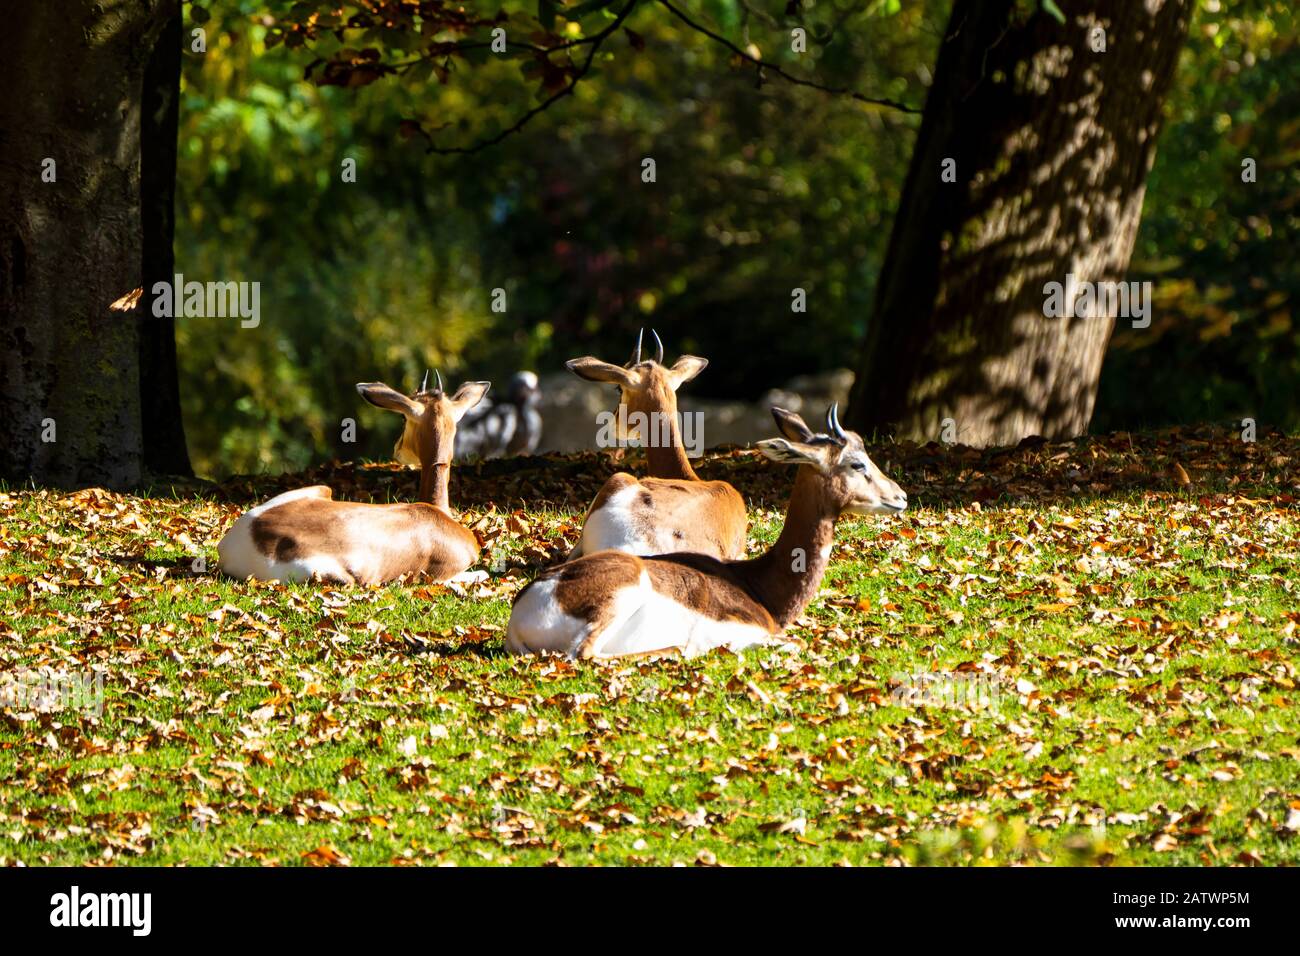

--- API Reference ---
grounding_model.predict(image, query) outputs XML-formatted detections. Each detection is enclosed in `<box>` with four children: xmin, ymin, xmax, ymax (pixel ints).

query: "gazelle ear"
<box><xmin>770</xmin><ymin>406</ymin><xmax>815</xmax><ymax>443</ymax></box>
<box><xmin>756</xmin><ymin>438</ymin><xmax>820</xmax><ymax>466</ymax></box>
<box><xmin>566</xmin><ymin>357</ymin><xmax>638</xmax><ymax>388</ymax></box>
<box><xmin>357</xmin><ymin>382</ymin><xmax>422</xmax><ymax>419</ymax></box>
<box><xmin>448</xmin><ymin>381</ymin><xmax>491</xmax><ymax>421</ymax></box>
<box><xmin>667</xmin><ymin>355</ymin><xmax>708</xmax><ymax>389</ymax></box>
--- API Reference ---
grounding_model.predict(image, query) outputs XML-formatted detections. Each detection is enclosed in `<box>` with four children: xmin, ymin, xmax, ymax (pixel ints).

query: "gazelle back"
<box><xmin>566</xmin><ymin>330</ymin><xmax>747</xmax><ymax>561</ymax></box>
<box><xmin>507</xmin><ymin>405</ymin><xmax>906</xmax><ymax>658</ymax></box>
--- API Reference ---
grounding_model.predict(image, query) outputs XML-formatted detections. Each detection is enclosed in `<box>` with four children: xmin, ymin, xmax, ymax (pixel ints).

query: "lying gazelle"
<box><xmin>506</xmin><ymin>405</ymin><xmax>907</xmax><ymax>659</ymax></box>
<box><xmin>565</xmin><ymin>330</ymin><xmax>747</xmax><ymax>560</ymax></box>
<box><xmin>216</xmin><ymin>374</ymin><xmax>491</xmax><ymax>585</ymax></box>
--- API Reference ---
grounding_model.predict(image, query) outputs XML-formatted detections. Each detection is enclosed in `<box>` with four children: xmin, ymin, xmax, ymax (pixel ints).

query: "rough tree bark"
<box><xmin>140</xmin><ymin>1</ymin><xmax>192</xmax><ymax>476</ymax></box>
<box><xmin>0</xmin><ymin>1</ymin><xmax>175</xmax><ymax>488</ymax></box>
<box><xmin>846</xmin><ymin>0</ymin><xmax>1192</xmax><ymax>446</ymax></box>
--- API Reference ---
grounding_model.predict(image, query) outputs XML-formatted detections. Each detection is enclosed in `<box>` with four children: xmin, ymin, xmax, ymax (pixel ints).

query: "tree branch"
<box><xmin>425</xmin><ymin>0</ymin><xmax>642</xmax><ymax>155</ymax></box>
<box><xmin>737</xmin><ymin>0</ymin><xmax>781</xmax><ymax>31</ymax></box>
<box><xmin>418</xmin><ymin>0</ymin><xmax>915</xmax><ymax>155</ymax></box>
<box><xmin>655</xmin><ymin>0</ymin><xmax>920</xmax><ymax>114</ymax></box>
<box><xmin>390</xmin><ymin>30</ymin><xmax>615</xmax><ymax>71</ymax></box>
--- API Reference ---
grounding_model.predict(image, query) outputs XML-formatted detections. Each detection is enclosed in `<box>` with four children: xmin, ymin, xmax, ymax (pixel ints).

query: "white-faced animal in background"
<box><xmin>505</xmin><ymin>404</ymin><xmax>907</xmax><ymax>659</ymax></box>
<box><xmin>566</xmin><ymin>330</ymin><xmax>747</xmax><ymax>561</ymax></box>
<box><xmin>454</xmin><ymin>370</ymin><xmax>543</xmax><ymax>460</ymax></box>
<box><xmin>216</xmin><ymin>376</ymin><xmax>491</xmax><ymax>585</ymax></box>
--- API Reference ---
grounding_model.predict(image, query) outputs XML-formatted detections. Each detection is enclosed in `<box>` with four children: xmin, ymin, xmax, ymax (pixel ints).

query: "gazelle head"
<box><xmin>356</xmin><ymin>372</ymin><xmax>490</xmax><ymax>503</ymax></box>
<box><xmin>565</xmin><ymin>329</ymin><xmax>707</xmax><ymax>442</ymax></box>
<box><xmin>757</xmin><ymin>405</ymin><xmax>907</xmax><ymax>516</ymax></box>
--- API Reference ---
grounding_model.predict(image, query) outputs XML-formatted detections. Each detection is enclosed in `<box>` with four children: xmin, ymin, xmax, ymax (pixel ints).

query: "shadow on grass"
<box><xmin>102</xmin><ymin>552</ymin><xmax>208</xmax><ymax>574</ymax></box>
<box><xmin>401</xmin><ymin>634</ymin><xmax>506</xmax><ymax>660</ymax></box>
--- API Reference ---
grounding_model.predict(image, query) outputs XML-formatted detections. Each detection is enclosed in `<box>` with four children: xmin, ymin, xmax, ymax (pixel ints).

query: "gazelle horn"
<box><xmin>651</xmin><ymin>328</ymin><xmax>664</xmax><ymax>365</ymax></box>
<box><xmin>420</xmin><ymin>369</ymin><xmax>430</xmax><ymax>393</ymax></box>
<box><xmin>435</xmin><ymin>369</ymin><xmax>443</xmax><ymax>393</ymax></box>
<box><xmin>628</xmin><ymin>328</ymin><xmax>644</xmax><ymax>367</ymax></box>
<box><xmin>827</xmin><ymin>403</ymin><xmax>848</xmax><ymax>444</ymax></box>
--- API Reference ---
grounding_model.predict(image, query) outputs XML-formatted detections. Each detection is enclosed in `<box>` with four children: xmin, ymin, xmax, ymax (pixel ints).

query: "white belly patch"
<box><xmin>591</xmin><ymin>575</ymin><xmax>772</xmax><ymax>658</ymax></box>
<box><xmin>507</xmin><ymin>571</ymin><xmax>772</xmax><ymax>660</ymax></box>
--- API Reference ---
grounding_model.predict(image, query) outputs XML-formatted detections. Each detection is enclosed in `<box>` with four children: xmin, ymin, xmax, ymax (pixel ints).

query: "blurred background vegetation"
<box><xmin>176</xmin><ymin>0</ymin><xmax>1298</xmax><ymax>478</ymax></box>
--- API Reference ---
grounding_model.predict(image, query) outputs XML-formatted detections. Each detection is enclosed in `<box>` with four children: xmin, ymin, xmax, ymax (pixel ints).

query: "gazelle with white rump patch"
<box><xmin>217</xmin><ymin>374</ymin><xmax>491</xmax><ymax>585</ymax></box>
<box><xmin>506</xmin><ymin>405</ymin><xmax>906</xmax><ymax>659</ymax></box>
<box><xmin>566</xmin><ymin>330</ymin><xmax>747</xmax><ymax>560</ymax></box>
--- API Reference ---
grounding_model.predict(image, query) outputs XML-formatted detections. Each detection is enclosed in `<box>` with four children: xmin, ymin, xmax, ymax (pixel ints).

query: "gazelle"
<box><xmin>566</xmin><ymin>330</ymin><xmax>747</xmax><ymax>560</ymax></box>
<box><xmin>506</xmin><ymin>405</ymin><xmax>907</xmax><ymax>659</ymax></box>
<box><xmin>216</xmin><ymin>375</ymin><xmax>491</xmax><ymax>585</ymax></box>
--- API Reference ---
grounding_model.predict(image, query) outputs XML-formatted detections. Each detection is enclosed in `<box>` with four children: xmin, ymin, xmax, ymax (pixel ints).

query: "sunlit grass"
<box><xmin>1</xmin><ymin>441</ymin><xmax>1298</xmax><ymax>866</ymax></box>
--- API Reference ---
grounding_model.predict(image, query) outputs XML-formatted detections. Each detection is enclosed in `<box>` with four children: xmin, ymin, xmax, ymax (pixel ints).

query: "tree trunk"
<box><xmin>847</xmin><ymin>0</ymin><xmax>1192</xmax><ymax>446</ymax></box>
<box><xmin>140</xmin><ymin>1</ymin><xmax>192</xmax><ymax>476</ymax></box>
<box><xmin>0</xmin><ymin>1</ymin><xmax>170</xmax><ymax>489</ymax></box>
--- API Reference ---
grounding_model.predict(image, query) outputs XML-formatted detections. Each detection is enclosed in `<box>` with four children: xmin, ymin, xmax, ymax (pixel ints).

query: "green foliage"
<box><xmin>176</xmin><ymin>1</ymin><xmax>503</xmax><ymax>476</ymax></box>
<box><xmin>1098</xmin><ymin>0</ymin><xmax>1300</xmax><ymax>433</ymax></box>
<box><xmin>174</xmin><ymin>0</ymin><xmax>1299</xmax><ymax>477</ymax></box>
<box><xmin>175</xmin><ymin>0</ymin><xmax>936</xmax><ymax>477</ymax></box>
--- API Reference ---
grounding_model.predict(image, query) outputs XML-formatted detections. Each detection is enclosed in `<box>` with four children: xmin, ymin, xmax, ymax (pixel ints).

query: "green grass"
<box><xmin>1</xmin><ymin>429</ymin><xmax>1298</xmax><ymax>866</ymax></box>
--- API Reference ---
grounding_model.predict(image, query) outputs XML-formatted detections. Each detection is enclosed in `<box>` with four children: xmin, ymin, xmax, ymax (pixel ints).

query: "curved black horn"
<box><xmin>651</xmin><ymin>329</ymin><xmax>664</xmax><ymax>365</ymax></box>
<box><xmin>434</xmin><ymin>369</ymin><xmax>443</xmax><ymax>393</ymax></box>
<box><xmin>827</xmin><ymin>403</ymin><xmax>848</xmax><ymax>443</ymax></box>
<box><xmin>628</xmin><ymin>328</ymin><xmax>644</xmax><ymax>367</ymax></box>
<box><xmin>420</xmin><ymin>369</ymin><xmax>430</xmax><ymax>393</ymax></box>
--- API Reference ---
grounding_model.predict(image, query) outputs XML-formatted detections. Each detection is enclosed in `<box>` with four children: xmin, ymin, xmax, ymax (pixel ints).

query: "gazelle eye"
<box><xmin>851</xmin><ymin>460</ymin><xmax>869</xmax><ymax>473</ymax></box>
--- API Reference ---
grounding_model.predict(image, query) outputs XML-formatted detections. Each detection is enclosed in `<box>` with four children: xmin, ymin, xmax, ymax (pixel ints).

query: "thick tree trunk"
<box><xmin>0</xmin><ymin>1</ymin><xmax>170</xmax><ymax>489</ymax></box>
<box><xmin>140</xmin><ymin>1</ymin><xmax>192</xmax><ymax>476</ymax></box>
<box><xmin>847</xmin><ymin>0</ymin><xmax>1192</xmax><ymax>446</ymax></box>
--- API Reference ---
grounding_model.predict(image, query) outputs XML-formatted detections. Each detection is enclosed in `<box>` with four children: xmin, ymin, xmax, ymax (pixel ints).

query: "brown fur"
<box><xmin>509</xmin><ymin>408</ymin><xmax>907</xmax><ymax>657</ymax></box>
<box><xmin>515</xmin><ymin>548</ymin><xmax>776</xmax><ymax>658</ymax></box>
<box><xmin>524</xmin><ymin>549</ymin><xmax>773</xmax><ymax>630</ymax></box>
<box><xmin>586</xmin><ymin>472</ymin><xmax>640</xmax><ymax>513</ymax></box>
<box><xmin>249</xmin><ymin>498</ymin><xmax>479</xmax><ymax>585</ymax></box>
<box><xmin>361</xmin><ymin>381</ymin><xmax>488</xmax><ymax>507</ymax></box>
<box><xmin>631</xmin><ymin>477</ymin><xmax>747</xmax><ymax>557</ymax></box>
<box><xmin>643</xmin><ymin>554</ymin><xmax>776</xmax><ymax>629</ymax></box>
<box><xmin>567</xmin><ymin>348</ymin><xmax>748</xmax><ymax>560</ymax></box>
<box><xmin>539</xmin><ymin>551</ymin><xmax>644</xmax><ymax>639</ymax></box>
<box><xmin>222</xmin><ymin>380</ymin><xmax>490</xmax><ymax>586</ymax></box>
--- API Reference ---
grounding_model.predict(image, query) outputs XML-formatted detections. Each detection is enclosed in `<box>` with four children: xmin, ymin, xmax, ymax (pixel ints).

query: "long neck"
<box><xmin>642</xmin><ymin>402</ymin><xmax>698</xmax><ymax>481</ymax></box>
<box><xmin>740</xmin><ymin>466</ymin><xmax>839</xmax><ymax>628</ymax></box>
<box><xmin>420</xmin><ymin>461</ymin><xmax>452</xmax><ymax>511</ymax></box>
